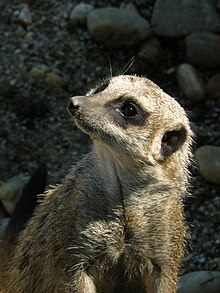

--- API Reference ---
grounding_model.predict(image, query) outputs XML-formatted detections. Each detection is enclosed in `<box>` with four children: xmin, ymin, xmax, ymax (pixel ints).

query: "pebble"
<box><xmin>178</xmin><ymin>271</ymin><xmax>220</xmax><ymax>293</ymax></box>
<box><xmin>0</xmin><ymin>175</ymin><xmax>29</xmax><ymax>214</ymax></box>
<box><xmin>87</xmin><ymin>7</ymin><xmax>152</xmax><ymax>48</ymax></box>
<box><xmin>151</xmin><ymin>0</ymin><xmax>220</xmax><ymax>37</ymax></box>
<box><xmin>70</xmin><ymin>3</ymin><xmax>94</xmax><ymax>26</ymax></box>
<box><xmin>137</xmin><ymin>38</ymin><xmax>161</xmax><ymax>63</ymax></box>
<box><xmin>15</xmin><ymin>26</ymin><xmax>26</xmax><ymax>37</ymax></box>
<box><xmin>176</xmin><ymin>64</ymin><xmax>206</xmax><ymax>101</ymax></box>
<box><xmin>45</xmin><ymin>72</ymin><xmax>66</xmax><ymax>87</ymax></box>
<box><xmin>136</xmin><ymin>38</ymin><xmax>162</xmax><ymax>72</ymax></box>
<box><xmin>206</xmin><ymin>73</ymin><xmax>220</xmax><ymax>99</ymax></box>
<box><xmin>195</xmin><ymin>146</ymin><xmax>220</xmax><ymax>185</ymax></box>
<box><xmin>28</xmin><ymin>64</ymin><xmax>48</xmax><ymax>79</ymax></box>
<box><xmin>15</xmin><ymin>4</ymin><xmax>32</xmax><ymax>25</ymax></box>
<box><xmin>185</xmin><ymin>32</ymin><xmax>220</xmax><ymax>68</ymax></box>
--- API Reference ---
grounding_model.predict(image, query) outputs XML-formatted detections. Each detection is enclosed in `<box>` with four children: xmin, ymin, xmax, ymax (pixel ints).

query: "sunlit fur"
<box><xmin>3</xmin><ymin>75</ymin><xmax>192</xmax><ymax>293</ymax></box>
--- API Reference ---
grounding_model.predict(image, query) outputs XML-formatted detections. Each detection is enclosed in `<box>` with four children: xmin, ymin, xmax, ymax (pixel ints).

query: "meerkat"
<box><xmin>4</xmin><ymin>75</ymin><xmax>192</xmax><ymax>293</ymax></box>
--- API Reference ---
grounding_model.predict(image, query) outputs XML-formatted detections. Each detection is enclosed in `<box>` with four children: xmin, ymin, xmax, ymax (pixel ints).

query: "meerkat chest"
<box><xmin>69</xmin><ymin>191</ymin><xmax>157</xmax><ymax>288</ymax></box>
<box><xmin>72</xmin><ymin>190</ymin><xmax>154</xmax><ymax>265</ymax></box>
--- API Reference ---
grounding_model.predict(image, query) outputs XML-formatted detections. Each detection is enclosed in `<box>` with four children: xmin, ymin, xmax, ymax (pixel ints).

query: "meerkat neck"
<box><xmin>92</xmin><ymin>141</ymin><xmax>186</xmax><ymax>199</ymax></box>
<box><xmin>93</xmin><ymin>141</ymin><xmax>152</xmax><ymax>194</ymax></box>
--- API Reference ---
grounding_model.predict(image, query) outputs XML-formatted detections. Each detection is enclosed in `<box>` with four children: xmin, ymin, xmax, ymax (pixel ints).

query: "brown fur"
<box><xmin>3</xmin><ymin>75</ymin><xmax>192</xmax><ymax>292</ymax></box>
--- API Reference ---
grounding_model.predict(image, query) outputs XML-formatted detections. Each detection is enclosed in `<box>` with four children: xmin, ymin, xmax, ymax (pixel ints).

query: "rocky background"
<box><xmin>0</xmin><ymin>0</ymin><xmax>220</xmax><ymax>291</ymax></box>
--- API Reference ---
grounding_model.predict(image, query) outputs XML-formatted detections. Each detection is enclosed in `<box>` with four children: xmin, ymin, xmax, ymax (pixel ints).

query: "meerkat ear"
<box><xmin>161</xmin><ymin>127</ymin><xmax>187</xmax><ymax>158</ymax></box>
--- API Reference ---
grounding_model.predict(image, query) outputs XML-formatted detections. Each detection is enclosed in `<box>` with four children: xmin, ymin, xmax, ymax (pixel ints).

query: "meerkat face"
<box><xmin>68</xmin><ymin>75</ymin><xmax>192</xmax><ymax>166</ymax></box>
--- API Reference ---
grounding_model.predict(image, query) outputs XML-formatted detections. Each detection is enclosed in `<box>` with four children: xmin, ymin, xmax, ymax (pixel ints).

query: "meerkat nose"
<box><xmin>68</xmin><ymin>97</ymin><xmax>80</xmax><ymax>115</ymax></box>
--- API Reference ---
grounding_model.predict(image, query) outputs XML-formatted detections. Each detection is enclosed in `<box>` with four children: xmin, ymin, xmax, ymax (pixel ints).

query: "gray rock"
<box><xmin>70</xmin><ymin>3</ymin><xmax>94</xmax><ymax>26</ymax></box>
<box><xmin>178</xmin><ymin>271</ymin><xmax>220</xmax><ymax>293</ymax></box>
<box><xmin>206</xmin><ymin>73</ymin><xmax>220</xmax><ymax>99</ymax></box>
<box><xmin>186</xmin><ymin>32</ymin><xmax>220</xmax><ymax>68</ymax></box>
<box><xmin>0</xmin><ymin>175</ymin><xmax>29</xmax><ymax>214</ymax></box>
<box><xmin>15</xmin><ymin>4</ymin><xmax>32</xmax><ymax>25</ymax></box>
<box><xmin>151</xmin><ymin>0</ymin><xmax>220</xmax><ymax>37</ymax></box>
<box><xmin>195</xmin><ymin>146</ymin><xmax>220</xmax><ymax>185</ymax></box>
<box><xmin>123</xmin><ymin>2</ymin><xmax>138</xmax><ymax>13</ymax></box>
<box><xmin>176</xmin><ymin>64</ymin><xmax>206</xmax><ymax>101</ymax></box>
<box><xmin>87</xmin><ymin>7</ymin><xmax>152</xmax><ymax>48</ymax></box>
<box><xmin>0</xmin><ymin>218</ymin><xmax>10</xmax><ymax>239</ymax></box>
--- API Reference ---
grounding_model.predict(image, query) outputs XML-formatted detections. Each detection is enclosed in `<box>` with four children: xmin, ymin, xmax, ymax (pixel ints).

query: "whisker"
<box><xmin>108</xmin><ymin>52</ymin><xmax>113</xmax><ymax>78</ymax></box>
<box><xmin>121</xmin><ymin>56</ymin><xmax>135</xmax><ymax>75</ymax></box>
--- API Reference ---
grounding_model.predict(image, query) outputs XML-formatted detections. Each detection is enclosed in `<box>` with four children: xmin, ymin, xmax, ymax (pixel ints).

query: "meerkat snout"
<box><xmin>67</xmin><ymin>97</ymin><xmax>80</xmax><ymax>115</ymax></box>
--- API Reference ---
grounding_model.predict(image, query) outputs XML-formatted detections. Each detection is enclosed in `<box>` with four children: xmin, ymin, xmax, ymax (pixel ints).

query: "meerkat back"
<box><xmin>6</xmin><ymin>75</ymin><xmax>192</xmax><ymax>293</ymax></box>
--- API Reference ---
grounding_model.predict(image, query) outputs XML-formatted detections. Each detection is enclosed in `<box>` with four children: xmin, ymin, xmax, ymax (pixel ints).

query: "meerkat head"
<box><xmin>68</xmin><ymin>75</ymin><xmax>192</xmax><ymax>180</ymax></box>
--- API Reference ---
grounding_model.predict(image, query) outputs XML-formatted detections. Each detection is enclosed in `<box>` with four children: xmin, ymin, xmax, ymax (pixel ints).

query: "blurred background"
<box><xmin>0</xmin><ymin>0</ymin><xmax>220</xmax><ymax>287</ymax></box>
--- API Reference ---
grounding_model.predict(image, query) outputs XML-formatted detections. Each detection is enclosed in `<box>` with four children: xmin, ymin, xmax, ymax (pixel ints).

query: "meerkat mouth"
<box><xmin>74</xmin><ymin>117</ymin><xmax>103</xmax><ymax>141</ymax></box>
<box><xmin>74</xmin><ymin>116</ymin><xmax>117</xmax><ymax>149</ymax></box>
<box><xmin>74</xmin><ymin>117</ymin><xmax>94</xmax><ymax>135</ymax></box>
<box><xmin>67</xmin><ymin>101</ymin><xmax>110</xmax><ymax>143</ymax></box>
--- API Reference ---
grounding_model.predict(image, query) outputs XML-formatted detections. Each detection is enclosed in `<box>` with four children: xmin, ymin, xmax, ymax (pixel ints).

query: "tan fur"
<box><xmin>4</xmin><ymin>75</ymin><xmax>192</xmax><ymax>292</ymax></box>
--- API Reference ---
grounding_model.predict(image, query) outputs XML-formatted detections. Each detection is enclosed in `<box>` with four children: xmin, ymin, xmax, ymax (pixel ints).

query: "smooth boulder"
<box><xmin>206</xmin><ymin>74</ymin><xmax>220</xmax><ymax>99</ymax></box>
<box><xmin>87</xmin><ymin>7</ymin><xmax>152</xmax><ymax>48</ymax></box>
<box><xmin>70</xmin><ymin>3</ymin><xmax>94</xmax><ymax>26</ymax></box>
<box><xmin>0</xmin><ymin>175</ymin><xmax>29</xmax><ymax>214</ymax></box>
<box><xmin>151</xmin><ymin>0</ymin><xmax>220</xmax><ymax>37</ymax></box>
<box><xmin>176</xmin><ymin>64</ymin><xmax>206</xmax><ymax>101</ymax></box>
<box><xmin>178</xmin><ymin>271</ymin><xmax>220</xmax><ymax>293</ymax></box>
<box><xmin>186</xmin><ymin>32</ymin><xmax>220</xmax><ymax>68</ymax></box>
<box><xmin>195</xmin><ymin>146</ymin><xmax>220</xmax><ymax>185</ymax></box>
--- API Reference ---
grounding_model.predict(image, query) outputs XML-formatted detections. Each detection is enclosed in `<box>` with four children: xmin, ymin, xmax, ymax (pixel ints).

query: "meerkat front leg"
<box><xmin>70</xmin><ymin>271</ymin><xmax>96</xmax><ymax>293</ymax></box>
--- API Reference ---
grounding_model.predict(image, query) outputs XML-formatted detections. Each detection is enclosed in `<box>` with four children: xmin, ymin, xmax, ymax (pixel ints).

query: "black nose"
<box><xmin>68</xmin><ymin>98</ymin><xmax>79</xmax><ymax>115</ymax></box>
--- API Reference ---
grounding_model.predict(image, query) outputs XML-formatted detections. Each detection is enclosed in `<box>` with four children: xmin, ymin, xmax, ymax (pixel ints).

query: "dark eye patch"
<box><xmin>161</xmin><ymin>127</ymin><xmax>187</xmax><ymax>158</ymax></box>
<box><xmin>106</xmin><ymin>96</ymin><xmax>148</xmax><ymax>128</ymax></box>
<box><xmin>93</xmin><ymin>80</ymin><xmax>110</xmax><ymax>94</ymax></box>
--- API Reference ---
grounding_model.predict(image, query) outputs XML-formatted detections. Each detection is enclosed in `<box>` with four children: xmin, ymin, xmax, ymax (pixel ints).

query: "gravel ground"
<box><xmin>0</xmin><ymin>0</ymin><xmax>219</xmax><ymax>274</ymax></box>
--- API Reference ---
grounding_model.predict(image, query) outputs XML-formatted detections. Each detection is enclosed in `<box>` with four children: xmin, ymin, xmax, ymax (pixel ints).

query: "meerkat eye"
<box><xmin>93</xmin><ymin>81</ymin><xmax>109</xmax><ymax>94</ymax></box>
<box><xmin>161</xmin><ymin>127</ymin><xmax>187</xmax><ymax>158</ymax></box>
<box><xmin>107</xmin><ymin>98</ymin><xmax>147</xmax><ymax>126</ymax></box>
<box><xmin>120</xmin><ymin>102</ymin><xmax>138</xmax><ymax>118</ymax></box>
